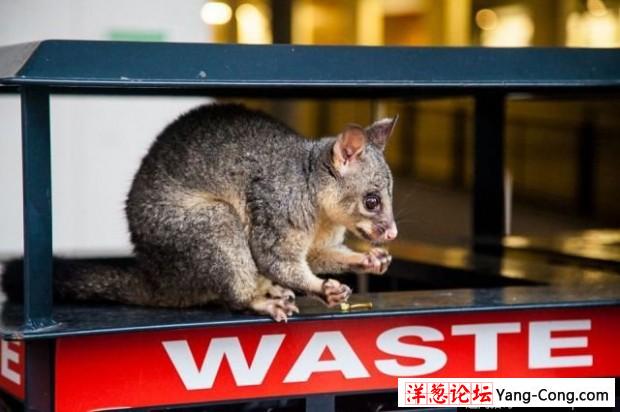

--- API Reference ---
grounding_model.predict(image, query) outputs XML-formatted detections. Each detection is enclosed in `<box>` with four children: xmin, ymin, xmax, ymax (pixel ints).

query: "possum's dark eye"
<box><xmin>364</xmin><ymin>194</ymin><xmax>381</xmax><ymax>211</ymax></box>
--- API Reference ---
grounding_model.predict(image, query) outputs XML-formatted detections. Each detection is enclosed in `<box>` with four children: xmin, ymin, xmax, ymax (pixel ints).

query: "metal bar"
<box><xmin>271</xmin><ymin>0</ymin><xmax>292</xmax><ymax>44</ymax></box>
<box><xmin>306</xmin><ymin>395</ymin><xmax>334</xmax><ymax>412</ymax></box>
<box><xmin>3</xmin><ymin>42</ymin><xmax>620</xmax><ymax>90</ymax></box>
<box><xmin>577</xmin><ymin>114</ymin><xmax>595</xmax><ymax>216</ymax></box>
<box><xmin>25</xmin><ymin>340</ymin><xmax>54</xmax><ymax>412</ymax></box>
<box><xmin>473</xmin><ymin>93</ymin><xmax>506</xmax><ymax>252</ymax></box>
<box><xmin>399</xmin><ymin>104</ymin><xmax>416</xmax><ymax>177</ymax></box>
<box><xmin>451</xmin><ymin>107</ymin><xmax>467</xmax><ymax>188</ymax></box>
<box><xmin>5</xmin><ymin>283</ymin><xmax>620</xmax><ymax>341</ymax></box>
<box><xmin>20</xmin><ymin>87</ymin><xmax>55</xmax><ymax>328</ymax></box>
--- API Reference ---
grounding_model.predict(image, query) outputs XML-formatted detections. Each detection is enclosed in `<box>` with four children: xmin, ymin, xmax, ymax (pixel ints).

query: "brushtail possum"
<box><xmin>2</xmin><ymin>104</ymin><xmax>398</xmax><ymax>321</ymax></box>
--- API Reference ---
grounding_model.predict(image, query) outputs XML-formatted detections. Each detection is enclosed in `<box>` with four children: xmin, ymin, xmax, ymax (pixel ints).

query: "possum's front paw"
<box><xmin>356</xmin><ymin>248</ymin><xmax>392</xmax><ymax>275</ymax></box>
<box><xmin>322</xmin><ymin>279</ymin><xmax>352</xmax><ymax>307</ymax></box>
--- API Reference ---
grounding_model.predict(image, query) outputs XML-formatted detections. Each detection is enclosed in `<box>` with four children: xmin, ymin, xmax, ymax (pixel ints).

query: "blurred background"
<box><xmin>0</xmin><ymin>0</ymin><xmax>619</xmax><ymax>258</ymax></box>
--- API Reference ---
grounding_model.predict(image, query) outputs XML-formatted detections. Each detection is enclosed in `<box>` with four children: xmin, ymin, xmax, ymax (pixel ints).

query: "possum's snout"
<box><xmin>356</xmin><ymin>219</ymin><xmax>398</xmax><ymax>244</ymax></box>
<box><xmin>384</xmin><ymin>221</ymin><xmax>398</xmax><ymax>241</ymax></box>
<box><xmin>373</xmin><ymin>220</ymin><xmax>398</xmax><ymax>243</ymax></box>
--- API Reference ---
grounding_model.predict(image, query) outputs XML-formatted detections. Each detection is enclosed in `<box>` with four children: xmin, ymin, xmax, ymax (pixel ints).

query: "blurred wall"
<box><xmin>0</xmin><ymin>0</ymin><xmax>210</xmax><ymax>256</ymax></box>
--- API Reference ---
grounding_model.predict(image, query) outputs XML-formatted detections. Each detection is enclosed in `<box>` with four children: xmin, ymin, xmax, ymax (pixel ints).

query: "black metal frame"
<box><xmin>20</xmin><ymin>88</ymin><xmax>54</xmax><ymax>329</ymax></box>
<box><xmin>473</xmin><ymin>93</ymin><xmax>506</xmax><ymax>252</ymax></box>
<box><xmin>1</xmin><ymin>40</ymin><xmax>620</xmax><ymax>412</ymax></box>
<box><xmin>20</xmin><ymin>87</ymin><xmax>55</xmax><ymax>412</ymax></box>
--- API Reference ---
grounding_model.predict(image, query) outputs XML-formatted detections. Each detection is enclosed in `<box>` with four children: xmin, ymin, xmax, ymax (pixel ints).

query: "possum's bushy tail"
<box><xmin>1</xmin><ymin>257</ymin><xmax>150</xmax><ymax>305</ymax></box>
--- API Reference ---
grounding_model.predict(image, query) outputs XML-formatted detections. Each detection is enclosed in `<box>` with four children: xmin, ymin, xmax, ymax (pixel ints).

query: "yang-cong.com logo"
<box><xmin>398</xmin><ymin>378</ymin><xmax>615</xmax><ymax>408</ymax></box>
<box><xmin>402</xmin><ymin>381</ymin><xmax>492</xmax><ymax>406</ymax></box>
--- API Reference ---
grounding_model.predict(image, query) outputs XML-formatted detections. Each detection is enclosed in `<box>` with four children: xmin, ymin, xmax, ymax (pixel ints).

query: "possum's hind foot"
<box><xmin>250</xmin><ymin>295</ymin><xmax>300</xmax><ymax>322</ymax></box>
<box><xmin>266</xmin><ymin>283</ymin><xmax>296</xmax><ymax>302</ymax></box>
<box><xmin>256</xmin><ymin>276</ymin><xmax>295</xmax><ymax>303</ymax></box>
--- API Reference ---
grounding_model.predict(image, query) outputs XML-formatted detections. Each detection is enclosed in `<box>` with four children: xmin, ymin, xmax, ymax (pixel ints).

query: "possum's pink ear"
<box><xmin>366</xmin><ymin>114</ymin><xmax>398</xmax><ymax>151</ymax></box>
<box><xmin>333</xmin><ymin>125</ymin><xmax>366</xmax><ymax>173</ymax></box>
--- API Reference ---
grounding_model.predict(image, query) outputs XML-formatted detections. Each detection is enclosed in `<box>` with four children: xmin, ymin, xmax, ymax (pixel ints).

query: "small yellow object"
<box><xmin>340</xmin><ymin>302</ymin><xmax>373</xmax><ymax>312</ymax></box>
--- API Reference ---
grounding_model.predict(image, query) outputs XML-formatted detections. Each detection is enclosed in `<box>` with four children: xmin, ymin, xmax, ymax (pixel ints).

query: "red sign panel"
<box><xmin>0</xmin><ymin>339</ymin><xmax>24</xmax><ymax>400</ymax></box>
<box><xmin>55</xmin><ymin>307</ymin><xmax>619</xmax><ymax>411</ymax></box>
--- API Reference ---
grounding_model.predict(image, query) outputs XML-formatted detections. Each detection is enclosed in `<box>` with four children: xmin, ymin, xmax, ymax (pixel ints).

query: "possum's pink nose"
<box><xmin>385</xmin><ymin>222</ymin><xmax>398</xmax><ymax>241</ymax></box>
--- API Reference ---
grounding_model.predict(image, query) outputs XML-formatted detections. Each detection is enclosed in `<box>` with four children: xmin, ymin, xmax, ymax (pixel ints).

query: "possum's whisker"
<box><xmin>394</xmin><ymin>217</ymin><xmax>414</xmax><ymax>225</ymax></box>
<box><xmin>394</xmin><ymin>208</ymin><xmax>415</xmax><ymax>220</ymax></box>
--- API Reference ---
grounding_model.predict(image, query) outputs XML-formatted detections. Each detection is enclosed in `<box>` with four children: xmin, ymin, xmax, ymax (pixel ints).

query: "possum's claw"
<box><xmin>357</xmin><ymin>248</ymin><xmax>392</xmax><ymax>275</ymax></box>
<box><xmin>267</xmin><ymin>284</ymin><xmax>296</xmax><ymax>303</ymax></box>
<box><xmin>322</xmin><ymin>279</ymin><xmax>352</xmax><ymax>307</ymax></box>
<box><xmin>250</xmin><ymin>296</ymin><xmax>299</xmax><ymax>322</ymax></box>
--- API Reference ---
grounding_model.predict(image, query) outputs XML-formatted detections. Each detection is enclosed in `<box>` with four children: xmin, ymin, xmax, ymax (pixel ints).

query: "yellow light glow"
<box><xmin>292</xmin><ymin>2</ymin><xmax>315</xmax><ymax>44</ymax></box>
<box><xmin>475</xmin><ymin>9</ymin><xmax>498</xmax><ymax>31</ymax></box>
<box><xmin>566</xmin><ymin>10</ymin><xmax>619</xmax><ymax>47</ymax></box>
<box><xmin>504</xmin><ymin>236</ymin><xmax>531</xmax><ymax>248</ymax></box>
<box><xmin>356</xmin><ymin>0</ymin><xmax>384</xmax><ymax>45</ymax></box>
<box><xmin>587</xmin><ymin>0</ymin><xmax>608</xmax><ymax>17</ymax></box>
<box><xmin>236</xmin><ymin>4</ymin><xmax>260</xmax><ymax>22</ymax></box>
<box><xmin>236</xmin><ymin>3</ymin><xmax>272</xmax><ymax>44</ymax></box>
<box><xmin>201</xmin><ymin>2</ymin><xmax>232</xmax><ymax>25</ymax></box>
<box><xmin>479</xmin><ymin>6</ymin><xmax>534</xmax><ymax>47</ymax></box>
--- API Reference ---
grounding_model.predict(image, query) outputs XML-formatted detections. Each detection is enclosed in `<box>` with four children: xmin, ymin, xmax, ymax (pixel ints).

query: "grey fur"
<box><xmin>54</xmin><ymin>103</ymin><xmax>398</xmax><ymax>321</ymax></box>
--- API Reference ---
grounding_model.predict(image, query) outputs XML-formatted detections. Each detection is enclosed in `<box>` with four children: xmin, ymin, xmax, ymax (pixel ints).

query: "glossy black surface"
<box><xmin>502</xmin><ymin>230</ymin><xmax>620</xmax><ymax>266</ymax></box>
<box><xmin>2</xmin><ymin>283</ymin><xmax>618</xmax><ymax>340</ymax></box>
